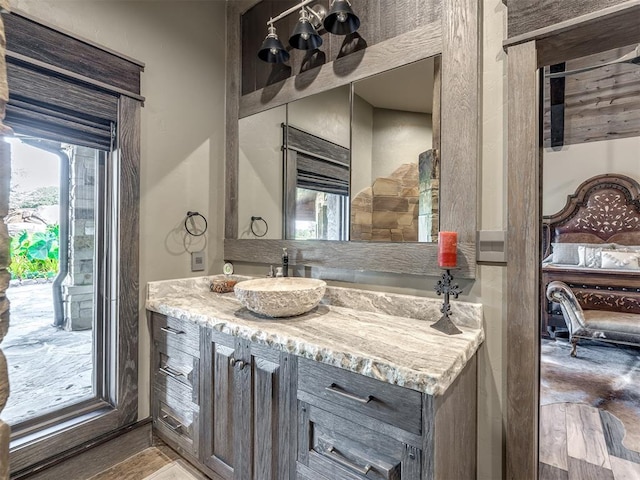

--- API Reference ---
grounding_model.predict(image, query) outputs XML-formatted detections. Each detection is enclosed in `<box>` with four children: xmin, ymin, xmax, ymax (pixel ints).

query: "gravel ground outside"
<box><xmin>2</xmin><ymin>283</ymin><xmax>93</xmax><ymax>425</ymax></box>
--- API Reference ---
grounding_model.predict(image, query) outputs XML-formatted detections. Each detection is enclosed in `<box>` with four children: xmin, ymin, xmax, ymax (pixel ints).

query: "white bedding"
<box><xmin>542</xmin><ymin>262</ymin><xmax>640</xmax><ymax>275</ymax></box>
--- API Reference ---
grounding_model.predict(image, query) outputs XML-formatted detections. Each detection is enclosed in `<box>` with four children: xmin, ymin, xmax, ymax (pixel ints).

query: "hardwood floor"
<box><xmin>540</xmin><ymin>403</ymin><xmax>640</xmax><ymax>480</ymax></box>
<box><xmin>88</xmin><ymin>445</ymin><xmax>206</xmax><ymax>480</ymax></box>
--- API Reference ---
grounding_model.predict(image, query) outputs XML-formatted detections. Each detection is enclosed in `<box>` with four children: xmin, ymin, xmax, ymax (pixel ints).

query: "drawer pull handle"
<box><xmin>325</xmin><ymin>384</ymin><xmax>372</xmax><ymax>404</ymax></box>
<box><xmin>161</xmin><ymin>326</ymin><xmax>185</xmax><ymax>335</ymax></box>
<box><xmin>161</xmin><ymin>414</ymin><xmax>183</xmax><ymax>432</ymax></box>
<box><xmin>326</xmin><ymin>446</ymin><xmax>372</xmax><ymax>475</ymax></box>
<box><xmin>159</xmin><ymin>366</ymin><xmax>184</xmax><ymax>379</ymax></box>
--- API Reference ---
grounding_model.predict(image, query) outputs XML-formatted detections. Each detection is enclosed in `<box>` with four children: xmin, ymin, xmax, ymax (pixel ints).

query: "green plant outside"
<box><xmin>9</xmin><ymin>224</ymin><xmax>60</xmax><ymax>280</ymax></box>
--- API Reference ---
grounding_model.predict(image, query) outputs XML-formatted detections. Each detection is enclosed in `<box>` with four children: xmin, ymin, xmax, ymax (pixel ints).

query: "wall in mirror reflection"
<box><xmin>238</xmin><ymin>105</ymin><xmax>285</xmax><ymax>239</ymax></box>
<box><xmin>351</xmin><ymin>71</ymin><xmax>435</xmax><ymax>242</ymax></box>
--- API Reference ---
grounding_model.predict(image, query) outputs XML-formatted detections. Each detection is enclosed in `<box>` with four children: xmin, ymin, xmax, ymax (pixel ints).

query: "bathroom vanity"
<box><xmin>147</xmin><ymin>276</ymin><xmax>483</xmax><ymax>480</ymax></box>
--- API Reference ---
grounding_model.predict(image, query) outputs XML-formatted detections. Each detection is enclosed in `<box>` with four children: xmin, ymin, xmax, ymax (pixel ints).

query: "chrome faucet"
<box><xmin>282</xmin><ymin>247</ymin><xmax>289</xmax><ymax>277</ymax></box>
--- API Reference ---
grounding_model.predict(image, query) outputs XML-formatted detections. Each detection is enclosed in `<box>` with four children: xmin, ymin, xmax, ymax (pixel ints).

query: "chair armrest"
<box><xmin>546</xmin><ymin>281</ymin><xmax>588</xmax><ymax>334</ymax></box>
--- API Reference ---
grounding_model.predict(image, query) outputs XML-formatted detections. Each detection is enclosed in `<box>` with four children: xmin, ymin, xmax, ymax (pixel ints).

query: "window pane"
<box><xmin>3</xmin><ymin>139</ymin><xmax>97</xmax><ymax>426</ymax></box>
<box><xmin>295</xmin><ymin>188</ymin><xmax>348</xmax><ymax>240</ymax></box>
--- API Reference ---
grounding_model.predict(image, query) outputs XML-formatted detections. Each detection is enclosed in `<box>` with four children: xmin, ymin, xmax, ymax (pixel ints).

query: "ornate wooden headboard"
<box><xmin>543</xmin><ymin>173</ymin><xmax>640</xmax><ymax>257</ymax></box>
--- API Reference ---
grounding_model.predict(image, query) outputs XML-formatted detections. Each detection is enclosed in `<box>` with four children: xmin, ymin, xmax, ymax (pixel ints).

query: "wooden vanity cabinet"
<box><xmin>150</xmin><ymin>313</ymin><xmax>477</xmax><ymax>480</ymax></box>
<box><xmin>199</xmin><ymin>327</ymin><xmax>296</xmax><ymax>480</ymax></box>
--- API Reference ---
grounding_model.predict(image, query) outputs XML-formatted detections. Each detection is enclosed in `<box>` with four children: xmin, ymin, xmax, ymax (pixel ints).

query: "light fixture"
<box><xmin>258</xmin><ymin>24</ymin><xmax>290</xmax><ymax>64</ymax></box>
<box><xmin>324</xmin><ymin>0</ymin><xmax>360</xmax><ymax>35</ymax></box>
<box><xmin>289</xmin><ymin>7</ymin><xmax>323</xmax><ymax>50</ymax></box>
<box><xmin>257</xmin><ymin>0</ymin><xmax>360</xmax><ymax>63</ymax></box>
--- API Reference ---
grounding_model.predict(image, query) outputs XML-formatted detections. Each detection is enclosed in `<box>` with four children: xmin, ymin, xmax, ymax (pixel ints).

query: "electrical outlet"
<box><xmin>191</xmin><ymin>251</ymin><xmax>205</xmax><ymax>272</ymax></box>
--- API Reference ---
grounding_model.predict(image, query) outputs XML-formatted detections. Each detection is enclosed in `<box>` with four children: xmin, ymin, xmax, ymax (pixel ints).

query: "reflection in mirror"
<box><xmin>238</xmin><ymin>105</ymin><xmax>286</xmax><ymax>239</ymax></box>
<box><xmin>285</xmin><ymin>86</ymin><xmax>351</xmax><ymax>240</ymax></box>
<box><xmin>351</xmin><ymin>57</ymin><xmax>438</xmax><ymax>242</ymax></box>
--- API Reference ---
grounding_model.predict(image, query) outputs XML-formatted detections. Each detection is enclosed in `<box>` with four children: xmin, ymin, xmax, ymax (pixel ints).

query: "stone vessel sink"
<box><xmin>234</xmin><ymin>277</ymin><xmax>326</xmax><ymax>318</ymax></box>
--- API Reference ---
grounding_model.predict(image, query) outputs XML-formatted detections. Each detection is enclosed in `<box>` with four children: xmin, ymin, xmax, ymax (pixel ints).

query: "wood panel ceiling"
<box><xmin>543</xmin><ymin>44</ymin><xmax>640</xmax><ymax>147</ymax></box>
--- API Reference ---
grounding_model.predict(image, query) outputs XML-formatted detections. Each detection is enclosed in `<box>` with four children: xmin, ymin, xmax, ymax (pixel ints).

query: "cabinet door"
<box><xmin>200</xmin><ymin>328</ymin><xmax>240</xmax><ymax>479</ymax></box>
<box><xmin>235</xmin><ymin>340</ymin><xmax>295</xmax><ymax>480</ymax></box>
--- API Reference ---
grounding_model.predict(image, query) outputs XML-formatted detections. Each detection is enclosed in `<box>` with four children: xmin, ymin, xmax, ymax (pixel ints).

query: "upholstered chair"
<box><xmin>546</xmin><ymin>281</ymin><xmax>640</xmax><ymax>357</ymax></box>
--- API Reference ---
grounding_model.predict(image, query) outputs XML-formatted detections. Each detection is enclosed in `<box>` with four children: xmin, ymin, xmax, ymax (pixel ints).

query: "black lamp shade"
<box><xmin>258</xmin><ymin>35</ymin><xmax>290</xmax><ymax>63</ymax></box>
<box><xmin>289</xmin><ymin>20</ymin><xmax>323</xmax><ymax>50</ymax></box>
<box><xmin>324</xmin><ymin>0</ymin><xmax>360</xmax><ymax>35</ymax></box>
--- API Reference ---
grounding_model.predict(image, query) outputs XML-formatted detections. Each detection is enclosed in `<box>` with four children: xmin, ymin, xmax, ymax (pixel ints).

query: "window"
<box><xmin>0</xmin><ymin>11</ymin><xmax>143</xmax><ymax>475</ymax></box>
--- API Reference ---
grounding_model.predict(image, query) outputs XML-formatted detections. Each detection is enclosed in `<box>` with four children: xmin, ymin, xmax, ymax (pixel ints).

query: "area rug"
<box><xmin>143</xmin><ymin>461</ymin><xmax>201</xmax><ymax>480</ymax></box>
<box><xmin>541</xmin><ymin>338</ymin><xmax>640</xmax><ymax>453</ymax></box>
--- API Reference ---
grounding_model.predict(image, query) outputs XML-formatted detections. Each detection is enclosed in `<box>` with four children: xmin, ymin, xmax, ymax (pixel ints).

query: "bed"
<box><xmin>541</xmin><ymin>173</ymin><xmax>640</xmax><ymax>338</ymax></box>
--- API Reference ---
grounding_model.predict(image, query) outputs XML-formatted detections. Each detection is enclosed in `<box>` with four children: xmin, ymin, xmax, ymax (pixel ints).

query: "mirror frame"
<box><xmin>224</xmin><ymin>0</ymin><xmax>479</xmax><ymax>278</ymax></box>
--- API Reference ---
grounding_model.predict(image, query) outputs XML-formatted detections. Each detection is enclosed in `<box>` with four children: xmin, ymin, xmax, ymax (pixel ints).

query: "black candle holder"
<box><xmin>431</xmin><ymin>269</ymin><xmax>463</xmax><ymax>335</ymax></box>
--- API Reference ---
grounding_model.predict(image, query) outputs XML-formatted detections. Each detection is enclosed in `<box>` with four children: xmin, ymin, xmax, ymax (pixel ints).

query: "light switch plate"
<box><xmin>191</xmin><ymin>251</ymin><xmax>205</xmax><ymax>272</ymax></box>
<box><xmin>477</xmin><ymin>230</ymin><xmax>507</xmax><ymax>264</ymax></box>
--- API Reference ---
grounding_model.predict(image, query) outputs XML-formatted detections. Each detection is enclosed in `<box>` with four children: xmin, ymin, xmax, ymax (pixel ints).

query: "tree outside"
<box><xmin>6</xmin><ymin>140</ymin><xmax>60</xmax><ymax>280</ymax></box>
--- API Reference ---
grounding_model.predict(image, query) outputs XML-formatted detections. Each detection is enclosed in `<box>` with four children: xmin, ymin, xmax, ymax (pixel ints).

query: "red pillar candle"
<box><xmin>438</xmin><ymin>231</ymin><xmax>458</xmax><ymax>268</ymax></box>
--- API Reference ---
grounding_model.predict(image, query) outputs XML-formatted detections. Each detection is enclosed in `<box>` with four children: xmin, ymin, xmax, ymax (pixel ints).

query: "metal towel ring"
<box><xmin>250</xmin><ymin>216</ymin><xmax>268</xmax><ymax>237</ymax></box>
<box><xmin>185</xmin><ymin>211</ymin><xmax>208</xmax><ymax>236</ymax></box>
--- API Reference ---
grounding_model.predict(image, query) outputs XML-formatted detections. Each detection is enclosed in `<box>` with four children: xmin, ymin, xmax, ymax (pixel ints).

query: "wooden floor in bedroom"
<box><xmin>540</xmin><ymin>403</ymin><xmax>640</xmax><ymax>480</ymax></box>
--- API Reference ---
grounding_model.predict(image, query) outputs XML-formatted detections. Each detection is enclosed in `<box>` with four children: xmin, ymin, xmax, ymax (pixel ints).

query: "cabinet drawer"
<box><xmin>298</xmin><ymin>359</ymin><xmax>422</xmax><ymax>435</ymax></box>
<box><xmin>153</xmin><ymin>389</ymin><xmax>199</xmax><ymax>456</ymax></box>
<box><xmin>154</xmin><ymin>343</ymin><xmax>199</xmax><ymax>404</ymax></box>
<box><xmin>298</xmin><ymin>403</ymin><xmax>420</xmax><ymax>480</ymax></box>
<box><xmin>154</xmin><ymin>378</ymin><xmax>198</xmax><ymax>419</ymax></box>
<box><xmin>152</xmin><ymin>313</ymin><xmax>200</xmax><ymax>357</ymax></box>
<box><xmin>154</xmin><ymin>359</ymin><xmax>199</xmax><ymax>406</ymax></box>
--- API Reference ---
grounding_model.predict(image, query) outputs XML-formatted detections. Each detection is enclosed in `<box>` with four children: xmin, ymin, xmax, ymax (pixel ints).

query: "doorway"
<box><xmin>4</xmin><ymin>137</ymin><xmax>99</xmax><ymax>427</ymax></box>
<box><xmin>537</xmin><ymin>46</ymin><xmax>640</xmax><ymax>479</ymax></box>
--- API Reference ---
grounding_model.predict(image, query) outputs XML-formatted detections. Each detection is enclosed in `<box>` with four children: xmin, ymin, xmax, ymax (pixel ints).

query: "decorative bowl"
<box><xmin>234</xmin><ymin>277</ymin><xmax>326</xmax><ymax>317</ymax></box>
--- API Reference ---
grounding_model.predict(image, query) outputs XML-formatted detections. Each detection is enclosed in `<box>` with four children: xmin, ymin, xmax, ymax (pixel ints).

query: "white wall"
<box><xmin>543</xmin><ymin>137</ymin><xmax>640</xmax><ymax>215</ymax></box>
<box><xmin>12</xmin><ymin>0</ymin><xmax>228</xmax><ymax>418</ymax></box>
<box><xmin>475</xmin><ymin>2</ymin><xmax>507</xmax><ymax>478</ymax></box>
<box><xmin>371</xmin><ymin>108</ymin><xmax>433</xmax><ymax>180</ymax></box>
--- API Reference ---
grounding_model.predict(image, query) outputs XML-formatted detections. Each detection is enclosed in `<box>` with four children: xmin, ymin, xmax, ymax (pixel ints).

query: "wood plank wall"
<box><xmin>241</xmin><ymin>0</ymin><xmax>441</xmax><ymax>95</ymax></box>
<box><xmin>542</xmin><ymin>45</ymin><xmax>640</xmax><ymax>147</ymax></box>
<box><xmin>507</xmin><ymin>0</ymin><xmax>630</xmax><ymax>38</ymax></box>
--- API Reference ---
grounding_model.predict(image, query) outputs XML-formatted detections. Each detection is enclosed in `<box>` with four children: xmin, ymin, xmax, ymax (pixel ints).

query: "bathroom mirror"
<box><xmin>351</xmin><ymin>58</ymin><xmax>437</xmax><ymax>242</ymax></box>
<box><xmin>238</xmin><ymin>59</ymin><xmax>437</xmax><ymax>243</ymax></box>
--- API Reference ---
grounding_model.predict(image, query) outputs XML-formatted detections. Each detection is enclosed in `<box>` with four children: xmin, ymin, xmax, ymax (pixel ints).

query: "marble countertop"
<box><xmin>146</xmin><ymin>275</ymin><xmax>484</xmax><ymax>396</ymax></box>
